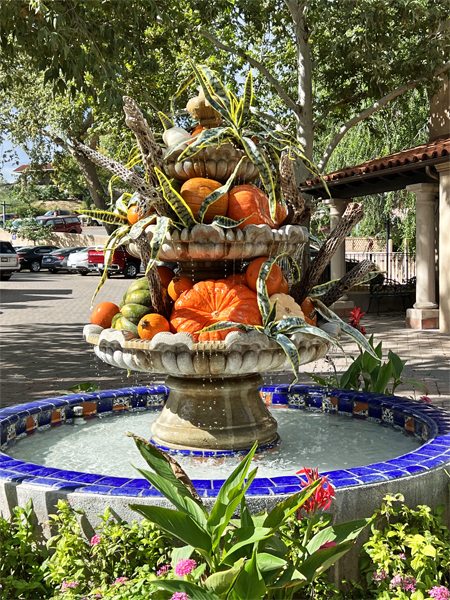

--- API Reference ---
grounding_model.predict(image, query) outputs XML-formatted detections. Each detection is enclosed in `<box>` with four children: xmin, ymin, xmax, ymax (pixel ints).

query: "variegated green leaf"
<box><xmin>273</xmin><ymin>333</ymin><xmax>301</xmax><ymax>385</ymax></box>
<box><xmin>256</xmin><ymin>255</ymin><xmax>281</xmax><ymax>324</ymax></box>
<box><xmin>155</xmin><ymin>168</ymin><xmax>197</xmax><ymax>229</ymax></box>
<box><xmin>241</xmin><ymin>136</ymin><xmax>277</xmax><ymax>219</ymax></box>
<box><xmin>164</xmin><ymin>136</ymin><xmax>193</xmax><ymax>160</ymax></box>
<box><xmin>284</xmin><ymin>255</ymin><xmax>301</xmax><ymax>285</ymax></box>
<box><xmin>75</xmin><ymin>209</ymin><xmax>127</xmax><ymax>226</ymax></box>
<box><xmin>198</xmin><ymin>158</ymin><xmax>244</xmax><ymax>223</ymax></box>
<box><xmin>310</xmin><ymin>298</ymin><xmax>380</xmax><ymax>360</ymax></box>
<box><xmin>196</xmin><ymin>321</ymin><xmax>255</xmax><ymax>335</ymax></box>
<box><xmin>237</xmin><ymin>71</ymin><xmax>253</xmax><ymax>127</ymax></box>
<box><xmin>190</xmin><ymin>62</ymin><xmax>231</xmax><ymax>122</ymax></box>
<box><xmin>310</xmin><ymin>279</ymin><xmax>340</xmax><ymax>298</ymax></box>
<box><xmin>176</xmin><ymin>127</ymin><xmax>232</xmax><ymax>162</ymax></box>
<box><xmin>91</xmin><ymin>226</ymin><xmax>130</xmax><ymax>307</ymax></box>
<box><xmin>195</xmin><ymin>65</ymin><xmax>231</xmax><ymax>113</ymax></box>
<box><xmin>170</xmin><ymin>73</ymin><xmax>196</xmax><ymax>117</ymax></box>
<box><xmin>356</xmin><ymin>270</ymin><xmax>383</xmax><ymax>285</ymax></box>
<box><xmin>158</xmin><ymin>111</ymin><xmax>174</xmax><ymax>131</ymax></box>
<box><xmin>129</xmin><ymin>214</ymin><xmax>157</xmax><ymax>240</ymax></box>
<box><xmin>210</xmin><ymin>215</ymin><xmax>250</xmax><ymax>229</ymax></box>
<box><xmin>264</xmin><ymin>298</ymin><xmax>278</xmax><ymax>329</ymax></box>
<box><xmin>269</xmin><ymin>318</ymin><xmax>343</xmax><ymax>352</ymax></box>
<box><xmin>117</xmin><ymin>192</ymin><xmax>135</xmax><ymax>214</ymax></box>
<box><xmin>145</xmin><ymin>216</ymin><xmax>171</xmax><ymax>275</ymax></box>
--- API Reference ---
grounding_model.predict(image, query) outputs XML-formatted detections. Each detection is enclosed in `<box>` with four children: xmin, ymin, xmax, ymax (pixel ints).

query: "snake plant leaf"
<box><xmin>120</xmin><ymin>192</ymin><xmax>135</xmax><ymax>210</ymax></box>
<box><xmin>311</xmin><ymin>298</ymin><xmax>380</xmax><ymax>360</ymax></box>
<box><xmin>190</xmin><ymin>62</ymin><xmax>231</xmax><ymax>122</ymax></box>
<box><xmin>158</xmin><ymin>111</ymin><xmax>174</xmax><ymax>131</ymax></box>
<box><xmin>176</xmin><ymin>127</ymin><xmax>231</xmax><ymax>162</ymax></box>
<box><xmin>211</xmin><ymin>215</ymin><xmax>250</xmax><ymax>228</ymax></box>
<box><xmin>164</xmin><ymin>136</ymin><xmax>194</xmax><ymax>160</ymax></box>
<box><xmin>264</xmin><ymin>298</ymin><xmax>278</xmax><ymax>329</ymax></box>
<box><xmin>129</xmin><ymin>214</ymin><xmax>157</xmax><ymax>240</ymax></box>
<box><xmin>90</xmin><ymin>226</ymin><xmax>130</xmax><ymax>307</ymax></box>
<box><xmin>170</xmin><ymin>73</ymin><xmax>197</xmax><ymax>118</ymax></box>
<box><xmin>273</xmin><ymin>333</ymin><xmax>301</xmax><ymax>385</ymax></box>
<box><xmin>145</xmin><ymin>216</ymin><xmax>172</xmax><ymax>275</ymax></box>
<box><xmin>255</xmin><ymin>256</ymin><xmax>277</xmax><ymax>324</ymax></box>
<box><xmin>155</xmin><ymin>168</ymin><xmax>197</xmax><ymax>229</ymax></box>
<box><xmin>310</xmin><ymin>279</ymin><xmax>340</xmax><ymax>298</ymax></box>
<box><xmin>198</xmin><ymin>158</ymin><xmax>244</xmax><ymax>223</ymax></box>
<box><xmin>356</xmin><ymin>269</ymin><xmax>383</xmax><ymax>285</ymax></box>
<box><xmin>241</xmin><ymin>136</ymin><xmax>277</xmax><ymax>219</ymax></box>
<box><xmin>236</xmin><ymin>70</ymin><xmax>253</xmax><ymax>127</ymax></box>
<box><xmin>284</xmin><ymin>255</ymin><xmax>301</xmax><ymax>284</ymax></box>
<box><xmin>270</xmin><ymin>319</ymin><xmax>343</xmax><ymax>353</ymax></box>
<box><xmin>196</xmin><ymin>64</ymin><xmax>231</xmax><ymax>114</ymax></box>
<box><xmin>74</xmin><ymin>209</ymin><xmax>127</xmax><ymax>226</ymax></box>
<box><xmin>196</xmin><ymin>321</ymin><xmax>255</xmax><ymax>335</ymax></box>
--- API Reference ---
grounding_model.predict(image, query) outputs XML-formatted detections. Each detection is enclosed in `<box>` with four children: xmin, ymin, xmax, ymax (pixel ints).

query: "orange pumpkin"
<box><xmin>168</xmin><ymin>276</ymin><xmax>194</xmax><ymax>301</ymax></box>
<box><xmin>127</xmin><ymin>204</ymin><xmax>155</xmax><ymax>225</ymax></box>
<box><xmin>180</xmin><ymin>177</ymin><xmax>228</xmax><ymax>224</ymax></box>
<box><xmin>170</xmin><ymin>279</ymin><xmax>262</xmax><ymax>342</ymax></box>
<box><xmin>275</xmin><ymin>202</ymin><xmax>288</xmax><ymax>227</ymax></box>
<box><xmin>227</xmin><ymin>185</ymin><xmax>275</xmax><ymax>229</ymax></box>
<box><xmin>157</xmin><ymin>265</ymin><xmax>174</xmax><ymax>289</ymax></box>
<box><xmin>91</xmin><ymin>302</ymin><xmax>120</xmax><ymax>329</ymax></box>
<box><xmin>279</xmin><ymin>276</ymin><xmax>289</xmax><ymax>294</ymax></box>
<box><xmin>301</xmin><ymin>297</ymin><xmax>317</xmax><ymax>326</ymax></box>
<box><xmin>246</xmin><ymin>257</ymin><xmax>283</xmax><ymax>296</ymax></box>
<box><xmin>138</xmin><ymin>313</ymin><xmax>171</xmax><ymax>340</ymax></box>
<box><xmin>226</xmin><ymin>273</ymin><xmax>248</xmax><ymax>286</ymax></box>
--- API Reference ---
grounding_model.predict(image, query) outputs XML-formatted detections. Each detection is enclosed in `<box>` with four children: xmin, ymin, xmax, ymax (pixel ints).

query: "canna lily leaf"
<box><xmin>145</xmin><ymin>216</ymin><xmax>171</xmax><ymax>275</ymax></box>
<box><xmin>158</xmin><ymin>111</ymin><xmax>174</xmax><ymax>131</ymax></box>
<box><xmin>236</xmin><ymin>70</ymin><xmax>253</xmax><ymax>127</ymax></box>
<box><xmin>310</xmin><ymin>298</ymin><xmax>380</xmax><ymax>360</ymax></box>
<box><xmin>211</xmin><ymin>215</ymin><xmax>251</xmax><ymax>228</ymax></box>
<box><xmin>155</xmin><ymin>168</ymin><xmax>197</xmax><ymax>229</ymax></box>
<box><xmin>74</xmin><ymin>209</ymin><xmax>127</xmax><ymax>226</ymax></box>
<box><xmin>198</xmin><ymin>158</ymin><xmax>244</xmax><ymax>223</ymax></box>
<box><xmin>241</xmin><ymin>136</ymin><xmax>277</xmax><ymax>219</ymax></box>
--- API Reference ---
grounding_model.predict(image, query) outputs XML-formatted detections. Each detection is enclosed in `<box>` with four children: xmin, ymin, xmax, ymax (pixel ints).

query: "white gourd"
<box><xmin>269</xmin><ymin>293</ymin><xmax>305</xmax><ymax>321</ymax></box>
<box><xmin>162</xmin><ymin>127</ymin><xmax>191</xmax><ymax>148</ymax></box>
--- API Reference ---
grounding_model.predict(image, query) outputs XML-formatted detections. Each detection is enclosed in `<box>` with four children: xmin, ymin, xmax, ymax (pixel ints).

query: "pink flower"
<box><xmin>420</xmin><ymin>395</ymin><xmax>432</xmax><ymax>403</ymax></box>
<box><xmin>390</xmin><ymin>574</ymin><xmax>403</xmax><ymax>587</ymax></box>
<box><xmin>61</xmin><ymin>580</ymin><xmax>79</xmax><ymax>591</ymax></box>
<box><xmin>90</xmin><ymin>534</ymin><xmax>101</xmax><ymax>546</ymax></box>
<box><xmin>113</xmin><ymin>577</ymin><xmax>128</xmax><ymax>586</ymax></box>
<box><xmin>429</xmin><ymin>587</ymin><xmax>450</xmax><ymax>600</ymax></box>
<box><xmin>94</xmin><ymin>595</ymin><xmax>102</xmax><ymax>599</ymax></box>
<box><xmin>296</xmin><ymin>468</ymin><xmax>335</xmax><ymax>517</ymax></box>
<box><xmin>175</xmin><ymin>558</ymin><xmax>197</xmax><ymax>576</ymax></box>
<box><xmin>157</xmin><ymin>564</ymin><xmax>171</xmax><ymax>576</ymax></box>
<box><xmin>390</xmin><ymin>575</ymin><xmax>416</xmax><ymax>592</ymax></box>
<box><xmin>318</xmin><ymin>540</ymin><xmax>337</xmax><ymax>551</ymax></box>
<box><xmin>170</xmin><ymin>594</ymin><xmax>190</xmax><ymax>600</ymax></box>
<box><xmin>398</xmin><ymin>553</ymin><xmax>406</xmax><ymax>559</ymax></box>
<box><xmin>372</xmin><ymin>569</ymin><xmax>388</xmax><ymax>581</ymax></box>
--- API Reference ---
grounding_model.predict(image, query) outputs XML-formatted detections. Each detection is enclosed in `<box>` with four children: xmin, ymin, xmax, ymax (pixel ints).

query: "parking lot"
<box><xmin>0</xmin><ymin>270</ymin><xmax>161</xmax><ymax>407</ymax></box>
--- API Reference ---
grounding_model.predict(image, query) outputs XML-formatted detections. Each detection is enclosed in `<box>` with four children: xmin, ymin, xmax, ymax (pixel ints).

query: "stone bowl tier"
<box><xmin>164</xmin><ymin>144</ymin><xmax>260</xmax><ymax>183</ymax></box>
<box><xmin>83</xmin><ymin>324</ymin><xmax>338</xmax><ymax>452</ymax></box>
<box><xmin>127</xmin><ymin>223</ymin><xmax>308</xmax><ymax>273</ymax></box>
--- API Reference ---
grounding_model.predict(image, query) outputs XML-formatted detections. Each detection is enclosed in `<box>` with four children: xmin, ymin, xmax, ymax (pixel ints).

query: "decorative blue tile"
<box><xmin>72</xmin><ymin>473</ymin><xmax>105</xmax><ymax>484</ymax></box>
<box><xmin>270</xmin><ymin>476</ymin><xmax>303</xmax><ymax>486</ymax></box>
<box><xmin>321</xmin><ymin>469</ymin><xmax>352</xmax><ymax>479</ymax></box>
<box><xmin>139</xmin><ymin>488</ymin><xmax>163</xmax><ymax>497</ymax></box>
<box><xmin>368</xmin><ymin>403</ymin><xmax>382</xmax><ymax>421</ymax></box>
<box><xmin>28</xmin><ymin>477</ymin><xmax>79</xmax><ymax>490</ymax></box>
<box><xmin>331</xmin><ymin>478</ymin><xmax>360</xmax><ymax>488</ymax></box>
<box><xmin>0</xmin><ymin>469</ymin><xmax>32</xmax><ymax>481</ymax></box>
<box><xmin>191</xmin><ymin>480</ymin><xmax>212</xmax><ymax>490</ymax></box>
<box><xmin>77</xmin><ymin>485</ymin><xmax>115</xmax><ymax>494</ymax></box>
<box><xmin>306</xmin><ymin>392</ymin><xmax>323</xmax><ymax>410</ymax></box>
<box><xmin>245</xmin><ymin>488</ymin><xmax>271</xmax><ymax>496</ymax></box>
<box><xmin>96</xmin><ymin>398</ymin><xmax>113</xmax><ymax>413</ymax></box>
<box><xmin>0</xmin><ymin>457</ymin><xmax>24</xmax><ymax>468</ymax></box>
<box><xmin>393</xmin><ymin>410</ymin><xmax>405</xmax><ymax>428</ymax></box>
<box><xmin>356</xmin><ymin>474</ymin><xmax>385</xmax><ymax>484</ymax></box>
<box><xmin>346</xmin><ymin>466</ymin><xmax>380</xmax><ymax>477</ymax></box>
<box><xmin>337</xmin><ymin>394</ymin><xmax>353</xmax><ymax>415</ymax></box>
<box><xmin>10</xmin><ymin>463</ymin><xmax>43</xmax><ymax>474</ymax></box>
<box><xmin>123</xmin><ymin>478</ymin><xmax>153</xmax><ymax>489</ymax></box>
<box><xmin>51</xmin><ymin>470</ymin><xmax>94</xmax><ymax>481</ymax></box>
<box><xmin>383</xmin><ymin>469</ymin><xmax>409</xmax><ymax>479</ymax></box>
<box><xmin>402</xmin><ymin>465</ymin><xmax>424</xmax><ymax>475</ymax></box>
<box><xmin>248</xmin><ymin>478</ymin><xmax>272</xmax><ymax>489</ymax></box>
<box><xmin>97</xmin><ymin>476</ymin><xmax>132</xmax><ymax>488</ymax></box>
<box><xmin>212</xmin><ymin>479</ymin><xmax>226</xmax><ymax>490</ymax></box>
<box><xmin>269</xmin><ymin>485</ymin><xmax>301</xmax><ymax>494</ymax></box>
<box><xmin>418</xmin><ymin>457</ymin><xmax>447</xmax><ymax>468</ymax></box>
<box><xmin>29</xmin><ymin>467</ymin><xmax>62</xmax><ymax>477</ymax></box>
<box><xmin>205</xmin><ymin>489</ymin><xmax>219</xmax><ymax>497</ymax></box>
<box><xmin>385</xmin><ymin>458</ymin><xmax>417</xmax><ymax>468</ymax></box>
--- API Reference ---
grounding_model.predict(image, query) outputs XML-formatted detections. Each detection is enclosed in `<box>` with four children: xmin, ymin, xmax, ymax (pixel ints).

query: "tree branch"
<box><xmin>318</xmin><ymin>61</ymin><xmax>450</xmax><ymax>172</ymax></box>
<box><xmin>197</xmin><ymin>27</ymin><xmax>300</xmax><ymax>117</ymax></box>
<box><xmin>313</xmin><ymin>93</ymin><xmax>367</xmax><ymax>131</ymax></box>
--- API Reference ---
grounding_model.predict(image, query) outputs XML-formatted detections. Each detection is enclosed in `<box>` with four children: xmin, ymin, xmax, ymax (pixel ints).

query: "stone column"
<box><xmin>405</xmin><ymin>183</ymin><xmax>439</xmax><ymax>330</ymax></box>
<box><xmin>323</xmin><ymin>198</ymin><xmax>354</xmax><ymax>317</ymax></box>
<box><xmin>436</xmin><ymin>162</ymin><xmax>450</xmax><ymax>333</ymax></box>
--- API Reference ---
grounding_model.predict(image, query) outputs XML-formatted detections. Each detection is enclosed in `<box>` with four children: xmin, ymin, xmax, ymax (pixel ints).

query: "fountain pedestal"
<box><xmin>151</xmin><ymin>374</ymin><xmax>277</xmax><ymax>451</ymax></box>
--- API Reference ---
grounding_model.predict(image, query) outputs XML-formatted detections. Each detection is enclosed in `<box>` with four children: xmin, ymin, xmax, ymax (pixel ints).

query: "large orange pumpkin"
<box><xmin>246</xmin><ymin>257</ymin><xmax>283</xmax><ymax>296</ymax></box>
<box><xmin>180</xmin><ymin>177</ymin><xmax>228</xmax><ymax>224</ymax></box>
<box><xmin>91</xmin><ymin>302</ymin><xmax>120</xmax><ymax>328</ymax></box>
<box><xmin>227</xmin><ymin>185</ymin><xmax>288</xmax><ymax>230</ymax></box>
<box><xmin>170</xmin><ymin>279</ymin><xmax>262</xmax><ymax>342</ymax></box>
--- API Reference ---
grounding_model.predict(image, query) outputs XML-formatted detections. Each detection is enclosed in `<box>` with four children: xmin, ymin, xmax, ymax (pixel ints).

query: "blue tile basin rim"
<box><xmin>1</xmin><ymin>385</ymin><xmax>450</xmax><ymax>496</ymax></box>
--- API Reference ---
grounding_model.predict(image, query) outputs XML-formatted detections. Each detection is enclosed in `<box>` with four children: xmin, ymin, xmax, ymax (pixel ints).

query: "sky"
<box><xmin>1</xmin><ymin>139</ymin><xmax>30</xmax><ymax>182</ymax></box>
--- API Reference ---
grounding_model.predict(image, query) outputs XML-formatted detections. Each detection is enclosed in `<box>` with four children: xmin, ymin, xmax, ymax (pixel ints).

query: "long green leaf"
<box><xmin>229</xmin><ymin>552</ymin><xmax>266</xmax><ymax>600</ymax></box>
<box><xmin>128</xmin><ymin>214</ymin><xmax>157</xmax><ymax>240</ymax></box>
<box><xmin>158</xmin><ymin>111</ymin><xmax>174</xmax><ymax>131</ymax></box>
<box><xmin>372</xmin><ymin>361</ymin><xmax>393</xmax><ymax>394</ymax></box>
<box><xmin>273</xmin><ymin>333</ymin><xmax>301</xmax><ymax>384</ymax></box>
<box><xmin>211</xmin><ymin>215</ymin><xmax>250</xmax><ymax>228</ymax></box>
<box><xmin>269</xmin><ymin>318</ymin><xmax>342</xmax><ymax>352</ymax></box>
<box><xmin>145</xmin><ymin>216</ymin><xmax>171</xmax><ymax>275</ymax></box>
<box><xmin>256</xmin><ymin>255</ymin><xmax>281</xmax><ymax>324</ymax></box>
<box><xmin>75</xmin><ymin>208</ymin><xmax>127</xmax><ymax>225</ymax></box>
<box><xmin>171</xmin><ymin>545</ymin><xmax>194</xmax><ymax>567</ymax></box>
<box><xmin>155</xmin><ymin>167</ymin><xmax>197</xmax><ymax>229</ymax></box>
<box><xmin>190</xmin><ymin>62</ymin><xmax>231</xmax><ymax>122</ymax></box>
<box><xmin>223</xmin><ymin>527</ymin><xmax>272</xmax><ymax>562</ymax></box>
<box><xmin>298</xmin><ymin>540</ymin><xmax>355</xmax><ymax>582</ymax></box>
<box><xmin>310</xmin><ymin>279</ymin><xmax>340</xmax><ymax>298</ymax></box>
<box><xmin>129</xmin><ymin>505</ymin><xmax>212</xmax><ymax>555</ymax></box>
<box><xmin>241</xmin><ymin>136</ymin><xmax>277</xmax><ymax>219</ymax></box>
<box><xmin>90</xmin><ymin>227</ymin><xmax>129</xmax><ymax>307</ymax></box>
<box><xmin>146</xmin><ymin>579</ymin><xmax>220</xmax><ymax>600</ymax></box>
<box><xmin>236</xmin><ymin>70</ymin><xmax>253</xmax><ymax>126</ymax></box>
<box><xmin>204</xmin><ymin>559</ymin><xmax>245</xmax><ymax>595</ymax></box>
<box><xmin>196</xmin><ymin>321</ymin><xmax>255</xmax><ymax>335</ymax></box>
<box><xmin>306</xmin><ymin>518</ymin><xmax>372</xmax><ymax>555</ymax></box>
<box><xmin>176</xmin><ymin>127</ymin><xmax>231</xmax><ymax>162</ymax></box>
<box><xmin>263</xmin><ymin>481</ymin><xmax>321</xmax><ymax>531</ymax></box>
<box><xmin>198</xmin><ymin>158</ymin><xmax>244</xmax><ymax>223</ymax></box>
<box><xmin>266</xmin><ymin>564</ymin><xmax>306</xmax><ymax>589</ymax></box>
<box><xmin>196</xmin><ymin>64</ymin><xmax>231</xmax><ymax>113</ymax></box>
<box><xmin>310</xmin><ymin>298</ymin><xmax>380</xmax><ymax>360</ymax></box>
<box><xmin>116</xmin><ymin>192</ymin><xmax>134</xmax><ymax>214</ymax></box>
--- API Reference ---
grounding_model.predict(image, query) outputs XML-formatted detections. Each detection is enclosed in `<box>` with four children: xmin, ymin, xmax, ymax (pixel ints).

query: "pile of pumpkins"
<box><xmin>163</xmin><ymin>125</ymin><xmax>287</xmax><ymax>229</ymax></box>
<box><xmin>90</xmin><ymin>258</ymin><xmax>317</xmax><ymax>343</ymax></box>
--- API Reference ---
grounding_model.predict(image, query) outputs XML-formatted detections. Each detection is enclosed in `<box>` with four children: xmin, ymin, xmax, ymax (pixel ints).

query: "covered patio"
<box><xmin>300</xmin><ymin>134</ymin><xmax>450</xmax><ymax>333</ymax></box>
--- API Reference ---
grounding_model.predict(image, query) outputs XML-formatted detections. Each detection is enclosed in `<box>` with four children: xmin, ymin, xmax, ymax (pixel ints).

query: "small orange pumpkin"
<box><xmin>170</xmin><ymin>279</ymin><xmax>262</xmax><ymax>342</ymax></box>
<box><xmin>91</xmin><ymin>302</ymin><xmax>120</xmax><ymax>329</ymax></box>
<box><xmin>180</xmin><ymin>177</ymin><xmax>228</xmax><ymax>224</ymax></box>
<box><xmin>127</xmin><ymin>204</ymin><xmax>155</xmax><ymax>225</ymax></box>
<box><xmin>157</xmin><ymin>265</ymin><xmax>174</xmax><ymax>289</ymax></box>
<box><xmin>301</xmin><ymin>298</ymin><xmax>317</xmax><ymax>326</ymax></box>
<box><xmin>246</xmin><ymin>257</ymin><xmax>283</xmax><ymax>296</ymax></box>
<box><xmin>138</xmin><ymin>313</ymin><xmax>171</xmax><ymax>340</ymax></box>
<box><xmin>168</xmin><ymin>276</ymin><xmax>194</xmax><ymax>301</ymax></box>
<box><xmin>226</xmin><ymin>273</ymin><xmax>248</xmax><ymax>286</ymax></box>
<box><xmin>278</xmin><ymin>276</ymin><xmax>289</xmax><ymax>294</ymax></box>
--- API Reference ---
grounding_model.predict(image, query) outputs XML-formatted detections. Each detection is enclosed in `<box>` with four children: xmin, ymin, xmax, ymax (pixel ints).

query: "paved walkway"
<box><xmin>1</xmin><ymin>273</ymin><xmax>449</xmax><ymax>408</ymax></box>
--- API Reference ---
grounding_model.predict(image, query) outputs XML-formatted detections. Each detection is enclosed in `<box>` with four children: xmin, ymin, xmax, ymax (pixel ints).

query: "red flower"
<box><xmin>296</xmin><ymin>467</ymin><xmax>335</xmax><ymax>516</ymax></box>
<box><xmin>349</xmin><ymin>307</ymin><xmax>366</xmax><ymax>335</ymax></box>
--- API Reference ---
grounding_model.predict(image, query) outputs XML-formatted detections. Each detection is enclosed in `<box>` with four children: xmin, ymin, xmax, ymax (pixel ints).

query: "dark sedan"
<box><xmin>17</xmin><ymin>246</ymin><xmax>60</xmax><ymax>272</ymax></box>
<box><xmin>42</xmin><ymin>247</ymin><xmax>86</xmax><ymax>273</ymax></box>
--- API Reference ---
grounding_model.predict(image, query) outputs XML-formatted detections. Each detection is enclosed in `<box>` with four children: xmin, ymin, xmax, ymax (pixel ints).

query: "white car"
<box><xmin>0</xmin><ymin>241</ymin><xmax>20</xmax><ymax>281</ymax></box>
<box><xmin>67</xmin><ymin>246</ymin><xmax>97</xmax><ymax>275</ymax></box>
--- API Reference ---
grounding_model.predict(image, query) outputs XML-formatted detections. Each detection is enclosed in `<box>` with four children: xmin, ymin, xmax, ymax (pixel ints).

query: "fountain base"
<box><xmin>151</xmin><ymin>374</ymin><xmax>278</xmax><ymax>451</ymax></box>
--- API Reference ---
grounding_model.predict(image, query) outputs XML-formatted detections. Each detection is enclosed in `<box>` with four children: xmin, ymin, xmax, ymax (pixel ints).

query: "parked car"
<box><xmin>41</xmin><ymin>247</ymin><xmax>86</xmax><ymax>273</ymax></box>
<box><xmin>35</xmin><ymin>215</ymin><xmax>82</xmax><ymax>234</ymax></box>
<box><xmin>0</xmin><ymin>241</ymin><xmax>20</xmax><ymax>280</ymax></box>
<box><xmin>17</xmin><ymin>245</ymin><xmax>60</xmax><ymax>272</ymax></box>
<box><xmin>43</xmin><ymin>209</ymin><xmax>71</xmax><ymax>216</ymax></box>
<box><xmin>0</xmin><ymin>213</ymin><xmax>19</xmax><ymax>224</ymax></box>
<box><xmin>88</xmin><ymin>246</ymin><xmax>141</xmax><ymax>278</ymax></box>
<box><xmin>78</xmin><ymin>214</ymin><xmax>102</xmax><ymax>226</ymax></box>
<box><xmin>67</xmin><ymin>246</ymin><xmax>97</xmax><ymax>275</ymax></box>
